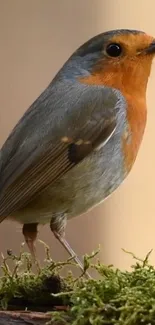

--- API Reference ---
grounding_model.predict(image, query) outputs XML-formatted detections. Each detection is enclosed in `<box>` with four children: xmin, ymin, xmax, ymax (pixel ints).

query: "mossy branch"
<box><xmin>0</xmin><ymin>242</ymin><xmax>155</xmax><ymax>325</ymax></box>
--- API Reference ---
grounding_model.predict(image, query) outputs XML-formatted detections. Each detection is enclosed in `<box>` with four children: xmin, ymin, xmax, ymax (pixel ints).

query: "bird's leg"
<box><xmin>22</xmin><ymin>223</ymin><xmax>38</xmax><ymax>260</ymax></box>
<box><xmin>50</xmin><ymin>216</ymin><xmax>91</xmax><ymax>278</ymax></box>
<box><xmin>53</xmin><ymin>231</ymin><xmax>87</xmax><ymax>272</ymax></box>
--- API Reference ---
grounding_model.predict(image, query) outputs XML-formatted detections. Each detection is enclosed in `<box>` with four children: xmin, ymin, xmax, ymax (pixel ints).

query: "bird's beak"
<box><xmin>144</xmin><ymin>40</ymin><xmax>155</xmax><ymax>55</ymax></box>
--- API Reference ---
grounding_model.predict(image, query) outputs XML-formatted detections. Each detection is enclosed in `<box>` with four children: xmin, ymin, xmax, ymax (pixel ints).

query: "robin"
<box><xmin>0</xmin><ymin>29</ymin><xmax>154</xmax><ymax>271</ymax></box>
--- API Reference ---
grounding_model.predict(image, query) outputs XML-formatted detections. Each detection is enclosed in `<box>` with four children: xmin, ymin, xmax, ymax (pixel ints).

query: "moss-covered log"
<box><xmin>1</xmin><ymin>245</ymin><xmax>155</xmax><ymax>325</ymax></box>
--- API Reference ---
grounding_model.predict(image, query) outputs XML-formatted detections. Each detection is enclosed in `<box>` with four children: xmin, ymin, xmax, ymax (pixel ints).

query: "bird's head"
<box><xmin>75</xmin><ymin>29</ymin><xmax>155</xmax><ymax>96</ymax></box>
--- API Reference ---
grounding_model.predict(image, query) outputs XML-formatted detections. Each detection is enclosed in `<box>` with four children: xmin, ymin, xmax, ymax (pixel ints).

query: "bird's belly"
<box><xmin>13</xmin><ymin>139</ymin><xmax>125</xmax><ymax>225</ymax></box>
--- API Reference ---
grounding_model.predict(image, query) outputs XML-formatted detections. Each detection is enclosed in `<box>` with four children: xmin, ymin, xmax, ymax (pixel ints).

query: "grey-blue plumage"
<box><xmin>0</xmin><ymin>28</ymin><xmax>152</xmax><ymax>271</ymax></box>
<box><xmin>0</xmin><ymin>31</ymin><xmax>128</xmax><ymax>225</ymax></box>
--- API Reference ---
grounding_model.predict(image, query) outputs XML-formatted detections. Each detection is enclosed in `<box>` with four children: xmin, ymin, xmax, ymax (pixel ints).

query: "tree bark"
<box><xmin>0</xmin><ymin>311</ymin><xmax>53</xmax><ymax>325</ymax></box>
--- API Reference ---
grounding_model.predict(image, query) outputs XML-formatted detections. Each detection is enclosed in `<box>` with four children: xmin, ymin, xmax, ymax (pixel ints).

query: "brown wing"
<box><xmin>0</xmin><ymin>118</ymin><xmax>116</xmax><ymax>218</ymax></box>
<box><xmin>0</xmin><ymin>79</ymin><xmax>121</xmax><ymax>220</ymax></box>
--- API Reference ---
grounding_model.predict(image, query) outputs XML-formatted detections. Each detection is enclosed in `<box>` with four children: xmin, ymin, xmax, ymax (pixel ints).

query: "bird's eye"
<box><xmin>106</xmin><ymin>43</ymin><xmax>122</xmax><ymax>57</ymax></box>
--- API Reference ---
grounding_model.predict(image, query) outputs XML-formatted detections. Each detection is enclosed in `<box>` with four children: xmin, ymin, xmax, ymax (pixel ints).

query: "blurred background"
<box><xmin>0</xmin><ymin>0</ymin><xmax>155</xmax><ymax>272</ymax></box>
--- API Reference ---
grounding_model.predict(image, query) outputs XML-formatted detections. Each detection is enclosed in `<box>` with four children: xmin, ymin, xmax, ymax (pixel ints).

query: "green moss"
<box><xmin>0</xmin><ymin>243</ymin><xmax>155</xmax><ymax>324</ymax></box>
<box><xmin>0</xmin><ymin>241</ymin><xmax>75</xmax><ymax>311</ymax></box>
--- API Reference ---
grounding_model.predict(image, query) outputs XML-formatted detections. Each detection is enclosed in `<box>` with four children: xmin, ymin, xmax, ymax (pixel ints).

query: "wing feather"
<box><xmin>0</xmin><ymin>81</ymin><xmax>121</xmax><ymax>218</ymax></box>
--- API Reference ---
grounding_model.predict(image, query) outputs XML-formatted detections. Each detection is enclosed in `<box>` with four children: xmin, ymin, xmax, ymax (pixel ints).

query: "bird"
<box><xmin>0</xmin><ymin>29</ymin><xmax>154</xmax><ymax>272</ymax></box>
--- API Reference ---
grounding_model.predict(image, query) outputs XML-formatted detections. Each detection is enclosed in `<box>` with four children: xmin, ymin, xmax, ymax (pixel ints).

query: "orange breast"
<box><xmin>79</xmin><ymin>61</ymin><xmax>147</xmax><ymax>173</ymax></box>
<box><xmin>122</xmin><ymin>94</ymin><xmax>147</xmax><ymax>171</ymax></box>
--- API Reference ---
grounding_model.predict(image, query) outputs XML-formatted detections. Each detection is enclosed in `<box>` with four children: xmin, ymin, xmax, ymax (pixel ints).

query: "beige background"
<box><xmin>0</xmin><ymin>0</ymin><xmax>155</xmax><ymax>272</ymax></box>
